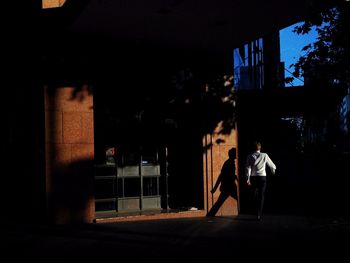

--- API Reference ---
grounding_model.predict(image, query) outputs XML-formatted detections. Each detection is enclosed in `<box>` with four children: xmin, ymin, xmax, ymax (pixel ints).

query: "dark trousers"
<box><xmin>250</xmin><ymin>176</ymin><xmax>267</xmax><ymax>217</ymax></box>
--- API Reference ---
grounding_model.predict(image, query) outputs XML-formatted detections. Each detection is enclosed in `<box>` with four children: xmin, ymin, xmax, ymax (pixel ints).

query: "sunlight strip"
<box><xmin>42</xmin><ymin>0</ymin><xmax>67</xmax><ymax>9</ymax></box>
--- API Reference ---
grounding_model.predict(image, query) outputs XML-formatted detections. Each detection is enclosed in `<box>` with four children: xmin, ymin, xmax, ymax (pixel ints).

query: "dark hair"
<box><xmin>255</xmin><ymin>141</ymin><xmax>261</xmax><ymax>151</ymax></box>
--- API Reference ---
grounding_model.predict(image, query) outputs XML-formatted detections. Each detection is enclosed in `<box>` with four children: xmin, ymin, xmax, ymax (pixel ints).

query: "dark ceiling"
<box><xmin>68</xmin><ymin>0</ymin><xmax>317</xmax><ymax>54</ymax></box>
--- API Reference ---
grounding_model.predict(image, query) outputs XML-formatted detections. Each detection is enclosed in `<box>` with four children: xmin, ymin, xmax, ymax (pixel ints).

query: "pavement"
<box><xmin>2</xmin><ymin>214</ymin><xmax>350</xmax><ymax>262</ymax></box>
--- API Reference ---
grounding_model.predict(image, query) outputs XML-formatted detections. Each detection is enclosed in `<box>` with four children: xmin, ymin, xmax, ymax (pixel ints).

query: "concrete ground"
<box><xmin>2</xmin><ymin>214</ymin><xmax>349</xmax><ymax>262</ymax></box>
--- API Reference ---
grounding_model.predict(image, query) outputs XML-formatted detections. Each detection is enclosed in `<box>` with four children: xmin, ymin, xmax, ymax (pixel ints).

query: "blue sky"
<box><xmin>280</xmin><ymin>22</ymin><xmax>318</xmax><ymax>87</ymax></box>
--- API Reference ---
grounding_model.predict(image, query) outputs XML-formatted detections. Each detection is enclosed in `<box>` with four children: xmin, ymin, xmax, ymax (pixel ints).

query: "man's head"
<box><xmin>255</xmin><ymin>142</ymin><xmax>261</xmax><ymax>151</ymax></box>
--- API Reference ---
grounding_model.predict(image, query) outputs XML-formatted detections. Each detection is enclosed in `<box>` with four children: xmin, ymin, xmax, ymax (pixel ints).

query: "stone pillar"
<box><xmin>203</xmin><ymin>122</ymin><xmax>239</xmax><ymax>216</ymax></box>
<box><xmin>45</xmin><ymin>86</ymin><xmax>95</xmax><ymax>224</ymax></box>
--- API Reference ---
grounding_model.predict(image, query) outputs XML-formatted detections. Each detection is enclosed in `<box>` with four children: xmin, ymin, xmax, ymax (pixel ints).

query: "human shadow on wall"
<box><xmin>207</xmin><ymin>147</ymin><xmax>237</xmax><ymax>216</ymax></box>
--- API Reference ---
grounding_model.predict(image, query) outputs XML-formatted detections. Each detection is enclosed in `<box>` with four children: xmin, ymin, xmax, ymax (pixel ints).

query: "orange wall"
<box><xmin>42</xmin><ymin>0</ymin><xmax>66</xmax><ymax>9</ymax></box>
<box><xmin>203</xmin><ymin>121</ymin><xmax>239</xmax><ymax>216</ymax></box>
<box><xmin>45</xmin><ymin>86</ymin><xmax>95</xmax><ymax>224</ymax></box>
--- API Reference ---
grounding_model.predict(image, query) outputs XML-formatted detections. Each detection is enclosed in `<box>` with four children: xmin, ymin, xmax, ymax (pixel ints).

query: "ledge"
<box><xmin>95</xmin><ymin>209</ymin><xmax>206</xmax><ymax>223</ymax></box>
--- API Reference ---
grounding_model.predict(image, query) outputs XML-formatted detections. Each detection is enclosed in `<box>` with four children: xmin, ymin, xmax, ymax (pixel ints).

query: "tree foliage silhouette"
<box><xmin>290</xmin><ymin>1</ymin><xmax>350</xmax><ymax>91</ymax></box>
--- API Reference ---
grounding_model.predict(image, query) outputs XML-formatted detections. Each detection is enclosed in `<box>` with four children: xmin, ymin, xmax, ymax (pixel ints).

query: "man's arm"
<box><xmin>245</xmin><ymin>156</ymin><xmax>252</xmax><ymax>185</ymax></box>
<box><xmin>266</xmin><ymin>155</ymin><xmax>276</xmax><ymax>174</ymax></box>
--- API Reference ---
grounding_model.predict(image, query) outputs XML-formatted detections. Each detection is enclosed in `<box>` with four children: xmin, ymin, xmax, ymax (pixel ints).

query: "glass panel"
<box><xmin>95</xmin><ymin>201</ymin><xmax>115</xmax><ymax>212</ymax></box>
<box><xmin>94</xmin><ymin>165</ymin><xmax>116</xmax><ymax>177</ymax></box>
<box><xmin>123</xmin><ymin>178</ymin><xmax>141</xmax><ymax>197</ymax></box>
<box><xmin>95</xmin><ymin>178</ymin><xmax>115</xmax><ymax>199</ymax></box>
<box><xmin>143</xmin><ymin>177</ymin><xmax>159</xmax><ymax>196</ymax></box>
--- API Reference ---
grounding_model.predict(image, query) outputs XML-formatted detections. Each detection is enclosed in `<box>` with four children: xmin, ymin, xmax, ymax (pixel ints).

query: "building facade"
<box><xmin>2</xmin><ymin>0</ymin><xmax>325</xmax><ymax>224</ymax></box>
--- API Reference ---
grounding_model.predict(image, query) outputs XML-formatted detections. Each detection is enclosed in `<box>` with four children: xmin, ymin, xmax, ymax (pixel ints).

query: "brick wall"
<box><xmin>45</xmin><ymin>86</ymin><xmax>95</xmax><ymax>224</ymax></box>
<box><xmin>203</xmin><ymin>121</ymin><xmax>239</xmax><ymax>216</ymax></box>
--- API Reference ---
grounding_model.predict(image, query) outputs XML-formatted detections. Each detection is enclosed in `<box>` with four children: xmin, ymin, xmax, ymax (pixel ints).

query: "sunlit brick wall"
<box><xmin>42</xmin><ymin>0</ymin><xmax>66</xmax><ymax>9</ymax></box>
<box><xmin>203</xmin><ymin>121</ymin><xmax>239</xmax><ymax>216</ymax></box>
<box><xmin>45</xmin><ymin>86</ymin><xmax>95</xmax><ymax>224</ymax></box>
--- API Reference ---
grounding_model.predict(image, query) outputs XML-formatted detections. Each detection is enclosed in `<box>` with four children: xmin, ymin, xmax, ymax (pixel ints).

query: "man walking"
<box><xmin>246</xmin><ymin>142</ymin><xmax>276</xmax><ymax>221</ymax></box>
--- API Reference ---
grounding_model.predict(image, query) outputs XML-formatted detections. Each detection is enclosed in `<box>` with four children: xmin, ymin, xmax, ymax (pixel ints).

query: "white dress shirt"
<box><xmin>246</xmin><ymin>150</ymin><xmax>276</xmax><ymax>180</ymax></box>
